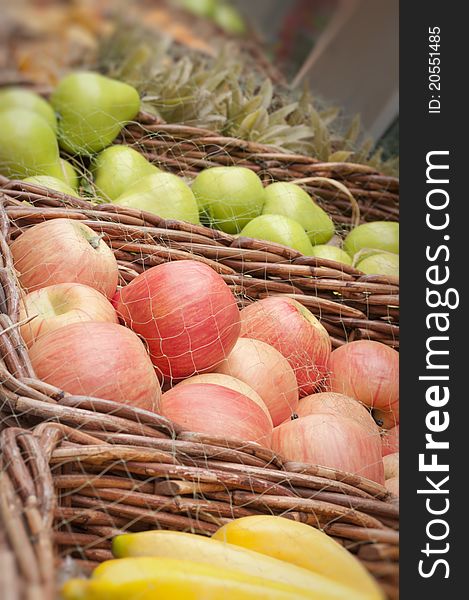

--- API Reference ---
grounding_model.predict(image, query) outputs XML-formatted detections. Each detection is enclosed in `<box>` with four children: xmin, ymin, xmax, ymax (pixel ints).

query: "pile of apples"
<box><xmin>1</xmin><ymin>72</ymin><xmax>398</xmax><ymax>492</ymax></box>
<box><xmin>11</xmin><ymin>213</ymin><xmax>398</xmax><ymax>494</ymax></box>
<box><xmin>0</xmin><ymin>72</ymin><xmax>398</xmax><ymax>278</ymax></box>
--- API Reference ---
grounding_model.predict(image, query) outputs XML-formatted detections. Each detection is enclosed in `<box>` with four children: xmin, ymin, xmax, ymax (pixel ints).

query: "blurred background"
<box><xmin>0</xmin><ymin>0</ymin><xmax>398</xmax><ymax>157</ymax></box>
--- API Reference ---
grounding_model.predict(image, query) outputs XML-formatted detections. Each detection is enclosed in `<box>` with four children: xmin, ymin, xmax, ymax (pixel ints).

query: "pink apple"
<box><xmin>294</xmin><ymin>392</ymin><xmax>379</xmax><ymax>437</ymax></box>
<box><xmin>19</xmin><ymin>283</ymin><xmax>118</xmax><ymax>347</ymax></box>
<box><xmin>240</xmin><ymin>297</ymin><xmax>331</xmax><ymax>396</ymax></box>
<box><xmin>215</xmin><ymin>337</ymin><xmax>298</xmax><ymax>426</ymax></box>
<box><xmin>272</xmin><ymin>413</ymin><xmax>384</xmax><ymax>484</ymax></box>
<box><xmin>10</xmin><ymin>218</ymin><xmax>118</xmax><ymax>298</ymax></box>
<box><xmin>160</xmin><ymin>383</ymin><xmax>273</xmax><ymax>447</ymax></box>
<box><xmin>327</xmin><ymin>340</ymin><xmax>399</xmax><ymax>415</ymax></box>
<box><xmin>114</xmin><ymin>260</ymin><xmax>241</xmax><ymax>383</ymax></box>
<box><xmin>29</xmin><ymin>321</ymin><xmax>161</xmax><ymax>412</ymax></box>
<box><xmin>175</xmin><ymin>373</ymin><xmax>272</xmax><ymax>424</ymax></box>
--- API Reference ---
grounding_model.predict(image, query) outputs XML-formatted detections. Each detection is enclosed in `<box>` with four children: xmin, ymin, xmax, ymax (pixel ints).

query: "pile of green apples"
<box><xmin>0</xmin><ymin>71</ymin><xmax>398</xmax><ymax>278</ymax></box>
<box><xmin>0</xmin><ymin>73</ymin><xmax>142</xmax><ymax>195</ymax></box>
<box><xmin>0</xmin><ymin>72</ymin><xmax>200</xmax><ymax>224</ymax></box>
<box><xmin>191</xmin><ymin>168</ymin><xmax>399</xmax><ymax>277</ymax></box>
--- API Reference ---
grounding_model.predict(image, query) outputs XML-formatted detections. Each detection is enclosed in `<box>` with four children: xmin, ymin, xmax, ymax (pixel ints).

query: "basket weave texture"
<box><xmin>0</xmin><ymin>116</ymin><xmax>399</xmax><ymax>600</ymax></box>
<box><xmin>124</xmin><ymin>112</ymin><xmax>399</xmax><ymax>227</ymax></box>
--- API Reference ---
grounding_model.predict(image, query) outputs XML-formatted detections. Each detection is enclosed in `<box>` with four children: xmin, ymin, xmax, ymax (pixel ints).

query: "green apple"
<box><xmin>40</xmin><ymin>158</ymin><xmax>79</xmax><ymax>188</ymax></box>
<box><xmin>262</xmin><ymin>182</ymin><xmax>335</xmax><ymax>245</ymax></box>
<box><xmin>356</xmin><ymin>252</ymin><xmax>399</xmax><ymax>277</ymax></box>
<box><xmin>93</xmin><ymin>145</ymin><xmax>161</xmax><ymax>201</ymax></box>
<box><xmin>22</xmin><ymin>175</ymin><xmax>80</xmax><ymax>197</ymax></box>
<box><xmin>344</xmin><ymin>221</ymin><xmax>399</xmax><ymax>256</ymax></box>
<box><xmin>240</xmin><ymin>214</ymin><xmax>315</xmax><ymax>255</ymax></box>
<box><xmin>58</xmin><ymin>158</ymin><xmax>79</xmax><ymax>190</ymax></box>
<box><xmin>0</xmin><ymin>88</ymin><xmax>57</xmax><ymax>132</ymax></box>
<box><xmin>0</xmin><ymin>108</ymin><xmax>63</xmax><ymax>179</ymax></box>
<box><xmin>191</xmin><ymin>166</ymin><xmax>265</xmax><ymax>234</ymax></box>
<box><xmin>310</xmin><ymin>244</ymin><xmax>352</xmax><ymax>265</ymax></box>
<box><xmin>51</xmin><ymin>72</ymin><xmax>141</xmax><ymax>155</ymax></box>
<box><xmin>114</xmin><ymin>172</ymin><xmax>200</xmax><ymax>224</ymax></box>
<box><xmin>213</xmin><ymin>4</ymin><xmax>246</xmax><ymax>34</ymax></box>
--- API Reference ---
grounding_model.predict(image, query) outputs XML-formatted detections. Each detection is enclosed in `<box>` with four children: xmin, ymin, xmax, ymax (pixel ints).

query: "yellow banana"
<box><xmin>62</xmin><ymin>557</ymin><xmax>315</xmax><ymax>600</ymax></box>
<box><xmin>212</xmin><ymin>516</ymin><xmax>383</xmax><ymax>600</ymax></box>
<box><xmin>111</xmin><ymin>530</ymin><xmax>366</xmax><ymax>599</ymax></box>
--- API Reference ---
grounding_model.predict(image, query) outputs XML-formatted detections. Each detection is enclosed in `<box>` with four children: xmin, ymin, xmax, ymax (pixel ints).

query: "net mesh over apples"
<box><xmin>0</xmin><ymin>176</ymin><xmax>399</xmax><ymax>590</ymax></box>
<box><xmin>0</xmin><ymin>23</ymin><xmax>398</xmax><ymax>596</ymax></box>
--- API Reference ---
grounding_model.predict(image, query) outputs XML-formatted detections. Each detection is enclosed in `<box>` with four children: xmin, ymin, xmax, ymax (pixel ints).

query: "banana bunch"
<box><xmin>62</xmin><ymin>516</ymin><xmax>384</xmax><ymax>600</ymax></box>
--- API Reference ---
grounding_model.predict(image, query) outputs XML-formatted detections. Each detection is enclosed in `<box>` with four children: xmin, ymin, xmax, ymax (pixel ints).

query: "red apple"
<box><xmin>295</xmin><ymin>392</ymin><xmax>379</xmax><ymax>437</ymax></box>
<box><xmin>29</xmin><ymin>321</ymin><xmax>161</xmax><ymax>412</ymax></box>
<box><xmin>160</xmin><ymin>383</ymin><xmax>273</xmax><ymax>447</ymax></box>
<box><xmin>10</xmin><ymin>218</ymin><xmax>118</xmax><ymax>298</ymax></box>
<box><xmin>328</xmin><ymin>340</ymin><xmax>399</xmax><ymax>417</ymax></box>
<box><xmin>19</xmin><ymin>283</ymin><xmax>118</xmax><ymax>347</ymax></box>
<box><xmin>114</xmin><ymin>260</ymin><xmax>241</xmax><ymax>383</ymax></box>
<box><xmin>240</xmin><ymin>297</ymin><xmax>331</xmax><ymax>396</ymax></box>
<box><xmin>215</xmin><ymin>337</ymin><xmax>298</xmax><ymax>426</ymax></box>
<box><xmin>272</xmin><ymin>413</ymin><xmax>384</xmax><ymax>484</ymax></box>
<box><xmin>175</xmin><ymin>373</ymin><xmax>272</xmax><ymax>423</ymax></box>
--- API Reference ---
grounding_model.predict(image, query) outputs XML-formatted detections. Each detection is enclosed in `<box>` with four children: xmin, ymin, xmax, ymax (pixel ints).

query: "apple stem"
<box><xmin>88</xmin><ymin>233</ymin><xmax>105</xmax><ymax>249</ymax></box>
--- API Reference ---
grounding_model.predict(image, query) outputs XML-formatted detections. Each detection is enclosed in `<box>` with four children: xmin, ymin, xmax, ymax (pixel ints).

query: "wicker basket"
<box><xmin>0</xmin><ymin>111</ymin><xmax>399</xmax><ymax>600</ymax></box>
<box><xmin>123</xmin><ymin>112</ymin><xmax>399</xmax><ymax>228</ymax></box>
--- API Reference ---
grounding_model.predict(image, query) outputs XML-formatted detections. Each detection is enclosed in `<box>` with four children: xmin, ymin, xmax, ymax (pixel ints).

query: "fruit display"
<box><xmin>240</xmin><ymin>297</ymin><xmax>332</xmax><ymax>396</ymax></box>
<box><xmin>19</xmin><ymin>282</ymin><xmax>118</xmax><ymax>347</ymax></box>
<box><xmin>10</xmin><ymin>218</ymin><xmax>119</xmax><ymax>298</ymax></box>
<box><xmin>0</xmin><ymin>64</ymin><xmax>399</xmax><ymax>599</ymax></box>
<box><xmin>6</xmin><ymin>210</ymin><xmax>398</xmax><ymax>464</ymax></box>
<box><xmin>214</xmin><ymin>338</ymin><xmax>299</xmax><ymax>426</ymax></box>
<box><xmin>192</xmin><ymin>166</ymin><xmax>266</xmax><ymax>234</ymax></box>
<box><xmin>328</xmin><ymin>341</ymin><xmax>399</xmax><ymax>428</ymax></box>
<box><xmin>113</xmin><ymin>172</ymin><xmax>200</xmax><ymax>224</ymax></box>
<box><xmin>160</xmin><ymin>382</ymin><xmax>273</xmax><ymax>447</ymax></box>
<box><xmin>92</xmin><ymin>145</ymin><xmax>161</xmax><ymax>201</ymax></box>
<box><xmin>240</xmin><ymin>214</ymin><xmax>315</xmax><ymax>255</ymax></box>
<box><xmin>0</xmin><ymin>107</ymin><xmax>64</xmax><ymax>180</ymax></box>
<box><xmin>272</xmin><ymin>412</ymin><xmax>384</xmax><ymax>484</ymax></box>
<box><xmin>1</xmin><ymin>215</ymin><xmax>399</xmax><ymax>595</ymax></box>
<box><xmin>177</xmin><ymin>372</ymin><xmax>273</xmax><ymax>420</ymax></box>
<box><xmin>262</xmin><ymin>182</ymin><xmax>335</xmax><ymax>245</ymax></box>
<box><xmin>22</xmin><ymin>175</ymin><xmax>80</xmax><ymax>197</ymax></box>
<box><xmin>310</xmin><ymin>244</ymin><xmax>352</xmax><ymax>265</ymax></box>
<box><xmin>50</xmin><ymin>71</ymin><xmax>141</xmax><ymax>154</ymax></box>
<box><xmin>212</xmin><ymin>516</ymin><xmax>382</xmax><ymax>597</ymax></box>
<box><xmin>29</xmin><ymin>321</ymin><xmax>162</xmax><ymax>412</ymax></box>
<box><xmin>343</xmin><ymin>221</ymin><xmax>399</xmax><ymax>256</ymax></box>
<box><xmin>114</xmin><ymin>260</ymin><xmax>241</xmax><ymax>381</ymax></box>
<box><xmin>59</xmin><ymin>158</ymin><xmax>80</xmax><ymax>189</ymax></box>
<box><xmin>356</xmin><ymin>252</ymin><xmax>399</xmax><ymax>277</ymax></box>
<box><xmin>62</xmin><ymin>516</ymin><xmax>384</xmax><ymax>599</ymax></box>
<box><xmin>0</xmin><ymin>74</ymin><xmax>399</xmax><ymax>279</ymax></box>
<box><xmin>0</xmin><ymin>87</ymin><xmax>58</xmax><ymax>132</ymax></box>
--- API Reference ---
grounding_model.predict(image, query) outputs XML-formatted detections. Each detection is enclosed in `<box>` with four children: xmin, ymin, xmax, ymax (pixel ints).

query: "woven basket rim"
<box><xmin>0</xmin><ymin>119</ymin><xmax>399</xmax><ymax>598</ymax></box>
